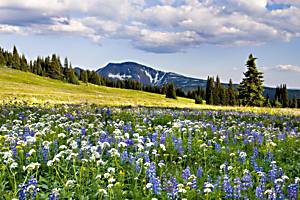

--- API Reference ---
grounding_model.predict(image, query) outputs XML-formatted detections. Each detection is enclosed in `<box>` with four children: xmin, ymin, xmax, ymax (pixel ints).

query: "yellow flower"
<box><xmin>119</xmin><ymin>170</ymin><xmax>125</xmax><ymax>176</ymax></box>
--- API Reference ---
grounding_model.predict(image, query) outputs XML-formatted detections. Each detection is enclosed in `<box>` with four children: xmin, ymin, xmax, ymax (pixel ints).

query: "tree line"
<box><xmin>0</xmin><ymin>46</ymin><xmax>176</xmax><ymax>96</ymax></box>
<box><xmin>0</xmin><ymin>46</ymin><xmax>298</xmax><ymax>108</ymax></box>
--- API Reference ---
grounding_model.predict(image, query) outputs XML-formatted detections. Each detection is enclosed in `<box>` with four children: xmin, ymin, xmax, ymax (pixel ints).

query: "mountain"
<box><xmin>94</xmin><ymin>61</ymin><xmax>300</xmax><ymax>99</ymax></box>
<box><xmin>96</xmin><ymin>62</ymin><xmax>207</xmax><ymax>90</ymax></box>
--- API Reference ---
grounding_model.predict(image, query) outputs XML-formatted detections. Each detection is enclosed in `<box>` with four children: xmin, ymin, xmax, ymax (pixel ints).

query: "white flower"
<box><xmin>107</xmin><ymin>184</ymin><xmax>114</xmax><ymax>189</ymax></box>
<box><xmin>24</xmin><ymin>162</ymin><xmax>40</xmax><ymax>171</ymax></box>
<box><xmin>58</xmin><ymin>133</ymin><xmax>66</xmax><ymax>138</ymax></box>
<box><xmin>118</xmin><ymin>142</ymin><xmax>127</xmax><ymax>148</ymax></box>
<box><xmin>146</xmin><ymin>183</ymin><xmax>153</xmax><ymax>189</ymax></box>
<box><xmin>10</xmin><ymin>162</ymin><xmax>18</xmax><ymax>169</ymax></box>
<box><xmin>104</xmin><ymin>173</ymin><xmax>110</xmax><ymax>179</ymax></box>
<box><xmin>239</xmin><ymin>152</ymin><xmax>247</xmax><ymax>158</ymax></box>
<box><xmin>108</xmin><ymin>167</ymin><xmax>115</xmax><ymax>174</ymax></box>
<box><xmin>228</xmin><ymin>166</ymin><xmax>233</xmax><ymax>171</ymax></box>
<box><xmin>282</xmin><ymin>175</ymin><xmax>289</xmax><ymax>180</ymax></box>
<box><xmin>59</xmin><ymin>145</ymin><xmax>67</xmax><ymax>150</ymax></box>
<box><xmin>98</xmin><ymin>188</ymin><xmax>107</xmax><ymax>195</ymax></box>
<box><xmin>158</xmin><ymin>163</ymin><xmax>165</xmax><ymax>168</ymax></box>
<box><xmin>275</xmin><ymin>178</ymin><xmax>283</xmax><ymax>183</ymax></box>
<box><xmin>108</xmin><ymin>148</ymin><xmax>120</xmax><ymax>157</ymax></box>
<box><xmin>204</xmin><ymin>188</ymin><xmax>212</xmax><ymax>193</ymax></box>
<box><xmin>160</xmin><ymin>144</ymin><xmax>166</xmax><ymax>151</ymax></box>
<box><xmin>295</xmin><ymin>177</ymin><xmax>300</xmax><ymax>184</ymax></box>
<box><xmin>65</xmin><ymin>180</ymin><xmax>75</xmax><ymax>187</ymax></box>
<box><xmin>96</xmin><ymin>175</ymin><xmax>102</xmax><ymax>179</ymax></box>
<box><xmin>28</xmin><ymin>149</ymin><xmax>36</xmax><ymax>156</ymax></box>
<box><xmin>51</xmin><ymin>188</ymin><xmax>61</xmax><ymax>197</ymax></box>
<box><xmin>108</xmin><ymin>178</ymin><xmax>116</xmax><ymax>183</ymax></box>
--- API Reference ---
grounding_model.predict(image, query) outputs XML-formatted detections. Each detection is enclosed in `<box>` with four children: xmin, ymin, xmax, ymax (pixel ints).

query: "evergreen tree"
<box><xmin>166</xmin><ymin>82</ymin><xmax>177</xmax><ymax>99</ymax></box>
<box><xmin>213</xmin><ymin>76</ymin><xmax>221</xmax><ymax>105</ymax></box>
<box><xmin>195</xmin><ymin>95</ymin><xmax>203</xmax><ymax>104</ymax></box>
<box><xmin>0</xmin><ymin>49</ymin><xmax>5</xmax><ymax>66</ymax></box>
<box><xmin>68</xmin><ymin>64</ymin><xmax>79</xmax><ymax>84</ymax></box>
<box><xmin>282</xmin><ymin>84</ymin><xmax>289</xmax><ymax>108</ymax></box>
<box><xmin>238</xmin><ymin>54</ymin><xmax>265</xmax><ymax>106</ymax></box>
<box><xmin>228</xmin><ymin>79</ymin><xmax>236</xmax><ymax>106</ymax></box>
<box><xmin>80</xmin><ymin>70</ymin><xmax>88</xmax><ymax>83</ymax></box>
<box><xmin>206</xmin><ymin>76</ymin><xmax>214</xmax><ymax>105</ymax></box>
<box><xmin>48</xmin><ymin>54</ymin><xmax>63</xmax><ymax>80</ymax></box>
<box><xmin>20</xmin><ymin>54</ymin><xmax>28</xmax><ymax>71</ymax></box>
<box><xmin>90</xmin><ymin>71</ymin><xmax>101</xmax><ymax>85</ymax></box>
<box><xmin>12</xmin><ymin>45</ymin><xmax>20</xmax><ymax>69</ymax></box>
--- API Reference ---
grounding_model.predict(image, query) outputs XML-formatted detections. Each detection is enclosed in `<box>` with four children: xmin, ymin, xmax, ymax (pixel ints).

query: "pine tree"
<box><xmin>214</xmin><ymin>76</ymin><xmax>221</xmax><ymax>105</ymax></box>
<box><xmin>90</xmin><ymin>71</ymin><xmax>101</xmax><ymax>85</ymax></box>
<box><xmin>20</xmin><ymin>54</ymin><xmax>28</xmax><ymax>71</ymax></box>
<box><xmin>0</xmin><ymin>49</ymin><xmax>5</xmax><ymax>66</ymax></box>
<box><xmin>80</xmin><ymin>70</ymin><xmax>88</xmax><ymax>83</ymax></box>
<box><xmin>228</xmin><ymin>79</ymin><xmax>236</xmax><ymax>106</ymax></box>
<box><xmin>67</xmin><ymin>63</ymin><xmax>79</xmax><ymax>84</ymax></box>
<box><xmin>238</xmin><ymin>54</ymin><xmax>265</xmax><ymax>106</ymax></box>
<box><xmin>206</xmin><ymin>76</ymin><xmax>214</xmax><ymax>105</ymax></box>
<box><xmin>166</xmin><ymin>82</ymin><xmax>177</xmax><ymax>99</ymax></box>
<box><xmin>12</xmin><ymin>45</ymin><xmax>20</xmax><ymax>69</ymax></box>
<box><xmin>48</xmin><ymin>54</ymin><xmax>63</xmax><ymax>80</ymax></box>
<box><xmin>282</xmin><ymin>84</ymin><xmax>288</xmax><ymax>108</ymax></box>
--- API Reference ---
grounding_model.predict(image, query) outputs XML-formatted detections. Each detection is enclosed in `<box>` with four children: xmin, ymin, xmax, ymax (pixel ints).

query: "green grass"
<box><xmin>0</xmin><ymin>66</ymin><xmax>299</xmax><ymax>115</ymax></box>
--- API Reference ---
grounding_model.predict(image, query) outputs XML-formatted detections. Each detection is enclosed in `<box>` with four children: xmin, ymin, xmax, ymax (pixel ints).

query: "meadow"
<box><xmin>0</xmin><ymin>104</ymin><xmax>299</xmax><ymax>199</ymax></box>
<box><xmin>0</xmin><ymin>67</ymin><xmax>299</xmax><ymax>199</ymax></box>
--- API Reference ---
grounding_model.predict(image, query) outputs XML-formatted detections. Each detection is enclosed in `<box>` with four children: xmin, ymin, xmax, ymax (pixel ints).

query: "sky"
<box><xmin>0</xmin><ymin>0</ymin><xmax>300</xmax><ymax>88</ymax></box>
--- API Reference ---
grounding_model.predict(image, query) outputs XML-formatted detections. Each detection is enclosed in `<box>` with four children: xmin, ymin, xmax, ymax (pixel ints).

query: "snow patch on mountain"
<box><xmin>143</xmin><ymin>70</ymin><xmax>154</xmax><ymax>84</ymax></box>
<box><xmin>108</xmin><ymin>73</ymin><xmax>132</xmax><ymax>80</ymax></box>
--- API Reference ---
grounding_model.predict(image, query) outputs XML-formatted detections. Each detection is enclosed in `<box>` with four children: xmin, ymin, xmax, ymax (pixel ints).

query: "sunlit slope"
<box><xmin>0</xmin><ymin>67</ymin><xmax>197</xmax><ymax>107</ymax></box>
<box><xmin>0</xmin><ymin>66</ymin><xmax>299</xmax><ymax>115</ymax></box>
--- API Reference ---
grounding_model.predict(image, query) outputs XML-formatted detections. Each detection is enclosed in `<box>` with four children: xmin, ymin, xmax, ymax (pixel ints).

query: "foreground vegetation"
<box><xmin>0</xmin><ymin>104</ymin><xmax>299</xmax><ymax>199</ymax></box>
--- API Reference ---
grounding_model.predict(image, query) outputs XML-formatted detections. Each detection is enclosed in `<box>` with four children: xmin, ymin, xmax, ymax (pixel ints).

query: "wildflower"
<box><xmin>182</xmin><ymin>166</ymin><xmax>191</xmax><ymax>181</ymax></box>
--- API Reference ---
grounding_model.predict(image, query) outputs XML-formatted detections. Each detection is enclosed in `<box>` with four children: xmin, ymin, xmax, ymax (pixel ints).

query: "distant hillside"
<box><xmin>0</xmin><ymin>66</ymin><xmax>198</xmax><ymax>108</ymax></box>
<box><xmin>94</xmin><ymin>61</ymin><xmax>300</xmax><ymax>100</ymax></box>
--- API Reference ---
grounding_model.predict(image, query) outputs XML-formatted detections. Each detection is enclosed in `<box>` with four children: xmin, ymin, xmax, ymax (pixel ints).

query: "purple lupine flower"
<box><xmin>151</xmin><ymin>177</ymin><xmax>161</xmax><ymax>195</ymax></box>
<box><xmin>197</xmin><ymin>167</ymin><xmax>203</xmax><ymax>178</ymax></box>
<box><xmin>215</xmin><ymin>142</ymin><xmax>221</xmax><ymax>153</ymax></box>
<box><xmin>135</xmin><ymin>161</ymin><xmax>141</xmax><ymax>173</ymax></box>
<box><xmin>287</xmin><ymin>184</ymin><xmax>298</xmax><ymax>200</ymax></box>
<box><xmin>242</xmin><ymin>171</ymin><xmax>253</xmax><ymax>191</ymax></box>
<box><xmin>121</xmin><ymin>150</ymin><xmax>128</xmax><ymax>164</ymax></box>
<box><xmin>182</xmin><ymin>166</ymin><xmax>191</xmax><ymax>181</ymax></box>
<box><xmin>171</xmin><ymin>177</ymin><xmax>179</xmax><ymax>199</ymax></box>
<box><xmin>233</xmin><ymin>177</ymin><xmax>241</xmax><ymax>199</ymax></box>
<box><xmin>146</xmin><ymin>162</ymin><xmax>156</xmax><ymax>178</ymax></box>
<box><xmin>223</xmin><ymin>175</ymin><xmax>233</xmax><ymax>199</ymax></box>
<box><xmin>42</xmin><ymin>147</ymin><xmax>48</xmax><ymax>163</ymax></box>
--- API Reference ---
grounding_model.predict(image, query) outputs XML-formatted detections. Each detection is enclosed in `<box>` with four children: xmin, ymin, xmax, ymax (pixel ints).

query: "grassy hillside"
<box><xmin>0</xmin><ymin>66</ymin><xmax>299</xmax><ymax>115</ymax></box>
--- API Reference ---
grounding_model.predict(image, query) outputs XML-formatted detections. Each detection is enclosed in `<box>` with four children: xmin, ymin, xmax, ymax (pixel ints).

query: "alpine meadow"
<box><xmin>0</xmin><ymin>1</ymin><xmax>300</xmax><ymax>200</ymax></box>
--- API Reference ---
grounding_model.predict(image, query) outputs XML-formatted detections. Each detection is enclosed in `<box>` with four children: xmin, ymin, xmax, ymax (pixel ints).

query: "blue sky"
<box><xmin>0</xmin><ymin>0</ymin><xmax>300</xmax><ymax>88</ymax></box>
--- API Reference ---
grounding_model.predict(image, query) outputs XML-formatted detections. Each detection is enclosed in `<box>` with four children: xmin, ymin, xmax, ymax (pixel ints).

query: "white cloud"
<box><xmin>0</xmin><ymin>0</ymin><xmax>300</xmax><ymax>53</ymax></box>
<box><xmin>276</xmin><ymin>64</ymin><xmax>300</xmax><ymax>73</ymax></box>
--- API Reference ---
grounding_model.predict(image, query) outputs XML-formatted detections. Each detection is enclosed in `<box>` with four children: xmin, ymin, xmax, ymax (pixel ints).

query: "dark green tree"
<box><xmin>213</xmin><ymin>76</ymin><xmax>221</xmax><ymax>105</ymax></box>
<box><xmin>238</xmin><ymin>54</ymin><xmax>265</xmax><ymax>106</ymax></box>
<box><xmin>80</xmin><ymin>69</ymin><xmax>88</xmax><ymax>83</ymax></box>
<box><xmin>166</xmin><ymin>82</ymin><xmax>177</xmax><ymax>99</ymax></box>
<box><xmin>12</xmin><ymin>45</ymin><xmax>20</xmax><ymax>69</ymax></box>
<box><xmin>48</xmin><ymin>54</ymin><xmax>63</xmax><ymax>80</ymax></box>
<box><xmin>68</xmin><ymin>64</ymin><xmax>79</xmax><ymax>84</ymax></box>
<box><xmin>206</xmin><ymin>76</ymin><xmax>214</xmax><ymax>105</ymax></box>
<box><xmin>228</xmin><ymin>79</ymin><xmax>236</xmax><ymax>106</ymax></box>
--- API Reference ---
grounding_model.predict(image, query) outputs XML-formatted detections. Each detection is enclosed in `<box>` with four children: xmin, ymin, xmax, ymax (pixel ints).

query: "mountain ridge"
<box><xmin>77</xmin><ymin>61</ymin><xmax>300</xmax><ymax>100</ymax></box>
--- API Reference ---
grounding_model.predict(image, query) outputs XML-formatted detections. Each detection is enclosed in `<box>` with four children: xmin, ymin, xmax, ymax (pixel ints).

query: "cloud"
<box><xmin>0</xmin><ymin>0</ymin><xmax>300</xmax><ymax>53</ymax></box>
<box><xmin>276</xmin><ymin>64</ymin><xmax>300</xmax><ymax>73</ymax></box>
